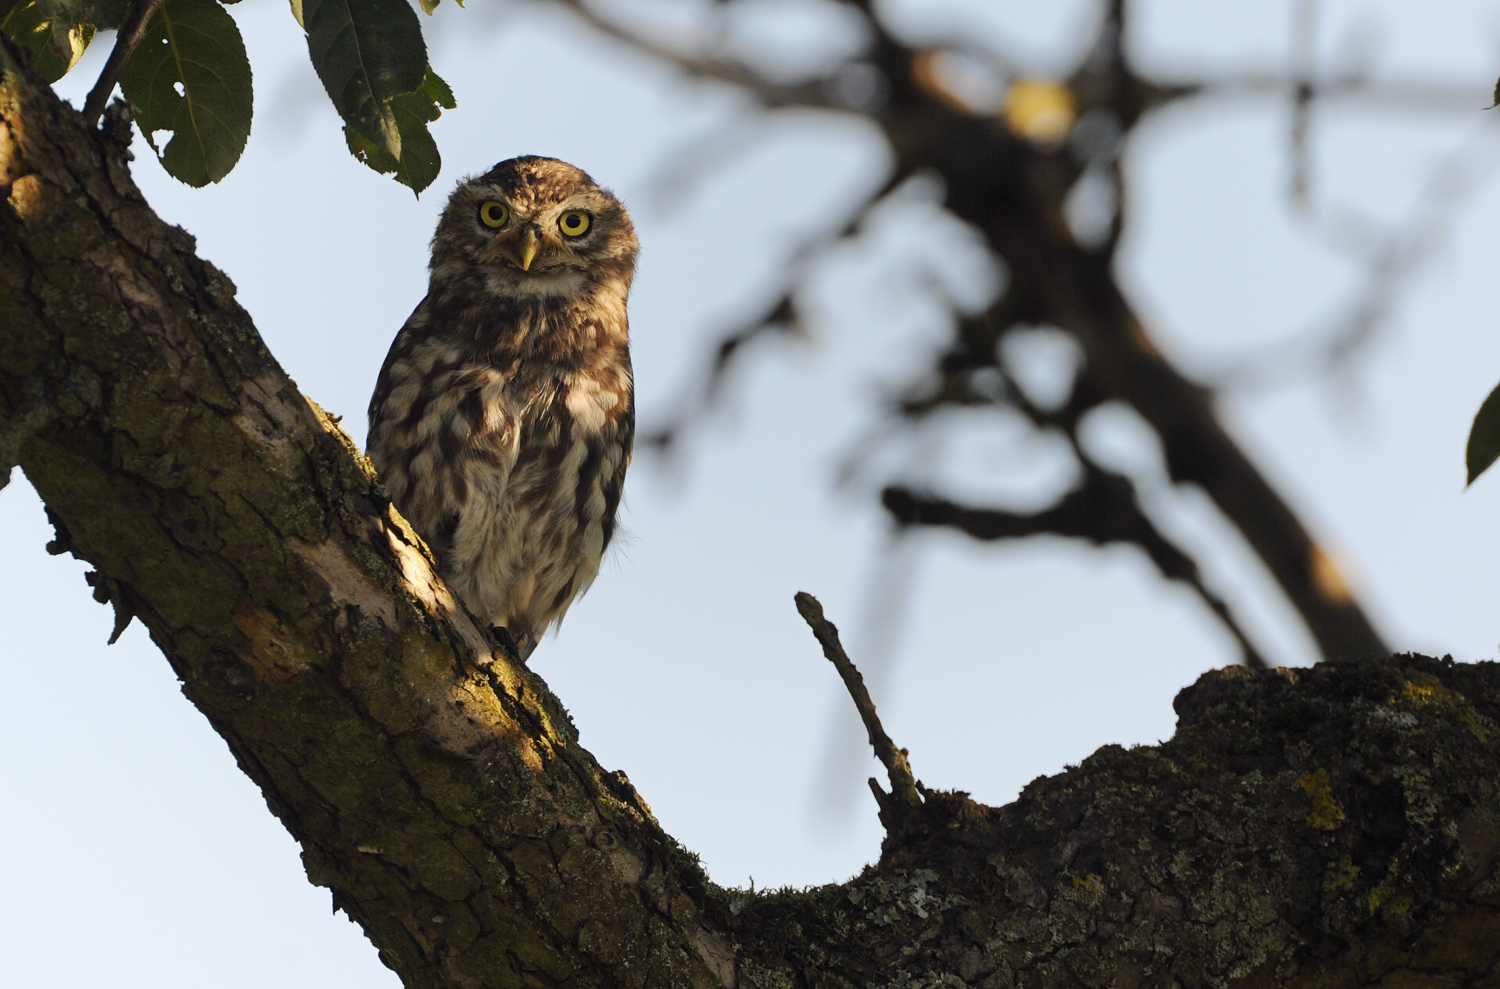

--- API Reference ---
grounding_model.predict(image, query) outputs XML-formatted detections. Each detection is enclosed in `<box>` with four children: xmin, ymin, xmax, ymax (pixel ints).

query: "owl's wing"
<box><xmin>366</xmin><ymin>304</ymin><xmax>520</xmax><ymax>553</ymax></box>
<box><xmin>599</xmin><ymin>384</ymin><xmax>634</xmax><ymax>553</ymax></box>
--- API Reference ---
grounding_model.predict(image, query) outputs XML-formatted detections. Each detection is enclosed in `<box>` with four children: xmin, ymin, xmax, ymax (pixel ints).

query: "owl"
<box><xmin>367</xmin><ymin>156</ymin><xmax>638</xmax><ymax>660</ymax></box>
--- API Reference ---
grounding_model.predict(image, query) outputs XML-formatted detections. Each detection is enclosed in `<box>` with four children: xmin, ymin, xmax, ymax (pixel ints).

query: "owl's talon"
<box><xmin>489</xmin><ymin>624</ymin><xmax>524</xmax><ymax>663</ymax></box>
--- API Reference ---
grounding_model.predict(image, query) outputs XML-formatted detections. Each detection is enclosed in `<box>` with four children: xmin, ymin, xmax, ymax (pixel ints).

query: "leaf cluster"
<box><xmin>0</xmin><ymin>0</ymin><xmax>460</xmax><ymax>191</ymax></box>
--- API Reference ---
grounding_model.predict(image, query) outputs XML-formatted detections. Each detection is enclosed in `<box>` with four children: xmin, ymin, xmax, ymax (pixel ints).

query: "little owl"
<box><xmin>367</xmin><ymin>156</ymin><xmax>637</xmax><ymax>660</ymax></box>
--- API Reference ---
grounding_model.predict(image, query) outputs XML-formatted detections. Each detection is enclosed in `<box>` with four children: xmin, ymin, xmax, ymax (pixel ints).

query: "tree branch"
<box><xmin>882</xmin><ymin>463</ymin><xmax>1270</xmax><ymax>670</ymax></box>
<box><xmin>82</xmin><ymin>0</ymin><xmax>164</xmax><ymax>126</ymax></box>
<box><xmin>641</xmin><ymin>169</ymin><xmax>910</xmax><ymax>455</ymax></box>
<box><xmin>1</xmin><ymin>34</ymin><xmax>732</xmax><ymax>989</ymax></box>
<box><xmin>555</xmin><ymin>0</ymin><xmax>840</xmax><ymax>110</ymax></box>
<box><xmin>794</xmin><ymin>592</ymin><xmax>923</xmax><ymax>824</ymax></box>
<box><xmin>593</xmin><ymin>0</ymin><xmax>1393</xmax><ymax>664</ymax></box>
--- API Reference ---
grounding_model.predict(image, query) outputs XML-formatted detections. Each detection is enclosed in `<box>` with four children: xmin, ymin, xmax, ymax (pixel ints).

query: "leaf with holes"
<box><xmin>343</xmin><ymin>64</ymin><xmax>455</xmax><ymax>194</ymax></box>
<box><xmin>302</xmin><ymin>0</ymin><xmax>426</xmax><ymax>160</ymax></box>
<box><xmin>1467</xmin><ymin>380</ymin><xmax>1500</xmax><ymax>486</ymax></box>
<box><xmin>118</xmin><ymin>0</ymin><xmax>253</xmax><ymax>187</ymax></box>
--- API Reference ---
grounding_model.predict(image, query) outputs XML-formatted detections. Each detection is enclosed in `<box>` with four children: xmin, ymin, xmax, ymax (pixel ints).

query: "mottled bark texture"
<box><xmin>5</xmin><ymin>36</ymin><xmax>1500</xmax><ymax>989</ymax></box>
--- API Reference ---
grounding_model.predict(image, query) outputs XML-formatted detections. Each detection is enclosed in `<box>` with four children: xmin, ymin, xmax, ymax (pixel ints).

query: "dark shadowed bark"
<box><xmin>5</xmin><ymin>35</ymin><xmax>1500</xmax><ymax>989</ymax></box>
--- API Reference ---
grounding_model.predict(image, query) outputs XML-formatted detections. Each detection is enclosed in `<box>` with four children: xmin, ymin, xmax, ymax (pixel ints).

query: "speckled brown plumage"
<box><xmin>367</xmin><ymin>156</ymin><xmax>637</xmax><ymax>658</ymax></box>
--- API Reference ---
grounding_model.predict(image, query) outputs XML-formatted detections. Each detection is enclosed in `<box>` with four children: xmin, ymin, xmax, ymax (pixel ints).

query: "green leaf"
<box><xmin>0</xmin><ymin>0</ymin><xmax>121</xmax><ymax>81</ymax></box>
<box><xmin>1</xmin><ymin>1</ymin><xmax>74</xmax><ymax>82</ymax></box>
<box><xmin>343</xmin><ymin>64</ymin><xmax>455</xmax><ymax>194</ymax></box>
<box><xmin>302</xmin><ymin>0</ymin><xmax>426</xmax><ymax>160</ymax></box>
<box><xmin>42</xmin><ymin>0</ymin><xmax>125</xmax><ymax>74</ymax></box>
<box><xmin>418</xmin><ymin>63</ymin><xmax>454</xmax><ymax>110</ymax></box>
<box><xmin>118</xmin><ymin>0</ymin><xmax>253</xmax><ymax>187</ymax></box>
<box><xmin>1467</xmin><ymin>380</ymin><xmax>1500</xmax><ymax>485</ymax></box>
<box><xmin>1491</xmin><ymin>74</ymin><xmax>1500</xmax><ymax>110</ymax></box>
<box><xmin>40</xmin><ymin>0</ymin><xmax>126</xmax><ymax>30</ymax></box>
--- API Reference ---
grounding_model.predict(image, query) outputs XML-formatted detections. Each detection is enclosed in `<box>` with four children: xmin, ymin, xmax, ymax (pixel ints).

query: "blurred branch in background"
<box><xmin>547</xmin><ymin>0</ymin><xmax>1497</xmax><ymax>679</ymax></box>
<box><xmin>1220</xmin><ymin>107</ymin><xmax>1500</xmax><ymax>397</ymax></box>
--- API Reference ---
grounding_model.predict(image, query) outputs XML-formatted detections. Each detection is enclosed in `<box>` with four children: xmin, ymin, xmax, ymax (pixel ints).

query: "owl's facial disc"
<box><xmin>470</xmin><ymin>196</ymin><xmax>590</xmax><ymax>276</ymax></box>
<box><xmin>430</xmin><ymin>159</ymin><xmax>636</xmax><ymax>301</ymax></box>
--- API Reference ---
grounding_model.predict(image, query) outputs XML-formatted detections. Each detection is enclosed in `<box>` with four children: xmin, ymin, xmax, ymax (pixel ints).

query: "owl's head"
<box><xmin>430</xmin><ymin>156</ymin><xmax>638</xmax><ymax>300</ymax></box>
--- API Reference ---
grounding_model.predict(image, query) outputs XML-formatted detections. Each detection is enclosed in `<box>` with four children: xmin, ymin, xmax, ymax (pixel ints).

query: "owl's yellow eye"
<box><xmin>479</xmin><ymin>201</ymin><xmax>509</xmax><ymax>228</ymax></box>
<box><xmin>558</xmin><ymin>210</ymin><xmax>591</xmax><ymax>238</ymax></box>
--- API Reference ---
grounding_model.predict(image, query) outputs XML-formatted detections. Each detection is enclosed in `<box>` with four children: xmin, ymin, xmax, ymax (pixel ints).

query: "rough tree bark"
<box><xmin>5</xmin><ymin>35</ymin><xmax>1500</xmax><ymax>989</ymax></box>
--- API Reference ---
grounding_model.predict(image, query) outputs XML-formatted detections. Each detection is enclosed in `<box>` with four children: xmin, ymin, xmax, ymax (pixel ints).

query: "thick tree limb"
<box><xmin>0</xmin><ymin>38</ymin><xmax>731</xmax><ymax>989</ymax></box>
<box><xmin>6</xmin><ymin>30</ymin><xmax>1500</xmax><ymax>989</ymax></box>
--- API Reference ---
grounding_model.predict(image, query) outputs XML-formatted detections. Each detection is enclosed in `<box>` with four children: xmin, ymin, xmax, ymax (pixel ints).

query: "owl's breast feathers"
<box><xmin>367</xmin><ymin>284</ymin><xmax>634</xmax><ymax>646</ymax></box>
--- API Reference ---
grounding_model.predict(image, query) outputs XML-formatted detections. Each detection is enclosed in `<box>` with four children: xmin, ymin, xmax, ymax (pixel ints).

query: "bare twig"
<box><xmin>889</xmin><ymin>347</ymin><xmax>1269</xmax><ymax>670</ymax></box>
<box><xmin>810</xmin><ymin>529</ymin><xmax>924</xmax><ymax>823</ymax></box>
<box><xmin>1212</xmin><ymin>121</ymin><xmax>1500</xmax><ymax>393</ymax></box>
<box><xmin>1288</xmin><ymin>0</ymin><xmax>1319</xmax><ymax>209</ymax></box>
<box><xmin>641</xmin><ymin>169</ymin><xmax>910</xmax><ymax>454</ymax></box>
<box><xmin>882</xmin><ymin>461</ymin><xmax>1270</xmax><ymax>670</ymax></box>
<box><xmin>553</xmin><ymin>0</ymin><xmax>839</xmax><ymax>110</ymax></box>
<box><xmin>83</xmin><ymin>0</ymin><xmax>164</xmax><ymax>126</ymax></box>
<box><xmin>794</xmin><ymin>591</ymin><xmax>922</xmax><ymax>815</ymax></box>
<box><xmin>638</xmin><ymin>294</ymin><xmax>797</xmax><ymax>455</ymax></box>
<box><xmin>1193</xmin><ymin>75</ymin><xmax>1484</xmax><ymax>113</ymax></box>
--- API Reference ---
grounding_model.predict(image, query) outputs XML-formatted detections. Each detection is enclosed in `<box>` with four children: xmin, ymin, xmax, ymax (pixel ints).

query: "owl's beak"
<box><xmin>517</xmin><ymin>226</ymin><xmax>540</xmax><ymax>271</ymax></box>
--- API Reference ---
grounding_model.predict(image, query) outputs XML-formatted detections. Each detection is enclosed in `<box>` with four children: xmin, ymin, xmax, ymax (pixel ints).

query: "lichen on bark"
<box><xmin>718</xmin><ymin>657</ymin><xmax>1500</xmax><ymax>989</ymax></box>
<box><xmin>5</xmin><ymin>31</ymin><xmax>1500</xmax><ymax>989</ymax></box>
